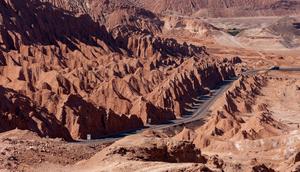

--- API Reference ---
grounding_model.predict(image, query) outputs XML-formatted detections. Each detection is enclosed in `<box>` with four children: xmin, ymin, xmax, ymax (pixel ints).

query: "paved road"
<box><xmin>76</xmin><ymin>78</ymin><xmax>236</xmax><ymax>144</ymax></box>
<box><xmin>78</xmin><ymin>67</ymin><xmax>300</xmax><ymax>144</ymax></box>
<box><xmin>146</xmin><ymin>78</ymin><xmax>237</xmax><ymax>130</ymax></box>
<box><xmin>276</xmin><ymin>67</ymin><xmax>300</xmax><ymax>71</ymax></box>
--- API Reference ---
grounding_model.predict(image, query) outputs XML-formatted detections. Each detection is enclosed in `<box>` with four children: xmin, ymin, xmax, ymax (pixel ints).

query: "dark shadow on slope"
<box><xmin>0</xmin><ymin>0</ymin><xmax>120</xmax><ymax>52</ymax></box>
<box><xmin>0</xmin><ymin>86</ymin><xmax>73</xmax><ymax>141</ymax></box>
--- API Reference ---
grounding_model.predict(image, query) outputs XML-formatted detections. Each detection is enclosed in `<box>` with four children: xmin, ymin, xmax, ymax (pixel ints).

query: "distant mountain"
<box><xmin>131</xmin><ymin>0</ymin><xmax>300</xmax><ymax>17</ymax></box>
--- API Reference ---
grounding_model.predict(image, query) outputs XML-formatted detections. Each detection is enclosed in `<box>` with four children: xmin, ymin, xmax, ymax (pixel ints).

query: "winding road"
<box><xmin>79</xmin><ymin>67</ymin><xmax>300</xmax><ymax>144</ymax></box>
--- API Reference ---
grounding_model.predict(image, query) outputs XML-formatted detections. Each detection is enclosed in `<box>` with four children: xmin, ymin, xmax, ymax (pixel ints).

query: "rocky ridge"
<box><xmin>132</xmin><ymin>0</ymin><xmax>300</xmax><ymax>17</ymax></box>
<box><xmin>0</xmin><ymin>0</ymin><xmax>239</xmax><ymax>140</ymax></box>
<box><xmin>190</xmin><ymin>75</ymin><xmax>288</xmax><ymax>149</ymax></box>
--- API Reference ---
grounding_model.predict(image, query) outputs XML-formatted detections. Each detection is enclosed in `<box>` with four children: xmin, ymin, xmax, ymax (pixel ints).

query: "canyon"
<box><xmin>0</xmin><ymin>0</ymin><xmax>300</xmax><ymax>171</ymax></box>
<box><xmin>0</xmin><ymin>0</ymin><xmax>239</xmax><ymax>140</ymax></box>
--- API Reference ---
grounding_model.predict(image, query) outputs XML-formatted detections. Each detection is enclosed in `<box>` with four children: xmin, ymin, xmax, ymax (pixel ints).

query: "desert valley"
<box><xmin>0</xmin><ymin>0</ymin><xmax>300</xmax><ymax>171</ymax></box>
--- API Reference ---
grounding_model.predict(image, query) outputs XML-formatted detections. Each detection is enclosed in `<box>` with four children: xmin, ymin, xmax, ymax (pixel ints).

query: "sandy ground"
<box><xmin>165</xmin><ymin>15</ymin><xmax>300</xmax><ymax>69</ymax></box>
<box><xmin>258</xmin><ymin>71</ymin><xmax>300</xmax><ymax>129</ymax></box>
<box><xmin>0</xmin><ymin>130</ymin><xmax>112</xmax><ymax>172</ymax></box>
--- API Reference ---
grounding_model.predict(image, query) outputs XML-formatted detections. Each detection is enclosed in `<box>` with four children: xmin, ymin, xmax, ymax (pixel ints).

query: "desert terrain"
<box><xmin>0</xmin><ymin>0</ymin><xmax>300</xmax><ymax>172</ymax></box>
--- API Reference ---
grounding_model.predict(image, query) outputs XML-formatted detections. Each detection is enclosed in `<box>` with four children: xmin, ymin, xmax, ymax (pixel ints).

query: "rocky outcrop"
<box><xmin>113</xmin><ymin>31</ymin><xmax>206</xmax><ymax>58</ymax></box>
<box><xmin>103</xmin><ymin>134</ymin><xmax>207</xmax><ymax>163</ymax></box>
<box><xmin>252</xmin><ymin>164</ymin><xmax>275</xmax><ymax>172</ymax></box>
<box><xmin>191</xmin><ymin>75</ymin><xmax>288</xmax><ymax>148</ymax></box>
<box><xmin>148</xmin><ymin>58</ymin><xmax>235</xmax><ymax>117</ymax></box>
<box><xmin>133</xmin><ymin>0</ymin><xmax>300</xmax><ymax>17</ymax></box>
<box><xmin>294</xmin><ymin>152</ymin><xmax>300</xmax><ymax>164</ymax></box>
<box><xmin>42</xmin><ymin>0</ymin><xmax>164</xmax><ymax>34</ymax></box>
<box><xmin>131</xmin><ymin>0</ymin><xmax>209</xmax><ymax>16</ymax></box>
<box><xmin>105</xmin><ymin>7</ymin><xmax>163</xmax><ymax>33</ymax></box>
<box><xmin>207</xmin><ymin>155</ymin><xmax>224</xmax><ymax>169</ymax></box>
<box><xmin>59</xmin><ymin>94</ymin><xmax>143</xmax><ymax>139</ymax></box>
<box><xmin>0</xmin><ymin>86</ymin><xmax>72</xmax><ymax>140</ymax></box>
<box><xmin>0</xmin><ymin>0</ymin><xmax>239</xmax><ymax>140</ymax></box>
<box><xmin>130</xmin><ymin>97</ymin><xmax>175</xmax><ymax>124</ymax></box>
<box><xmin>0</xmin><ymin>0</ymin><xmax>118</xmax><ymax>53</ymax></box>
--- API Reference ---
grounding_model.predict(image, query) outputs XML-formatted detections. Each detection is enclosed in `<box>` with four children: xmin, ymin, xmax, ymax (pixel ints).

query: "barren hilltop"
<box><xmin>132</xmin><ymin>0</ymin><xmax>300</xmax><ymax>17</ymax></box>
<box><xmin>0</xmin><ymin>0</ymin><xmax>300</xmax><ymax>171</ymax></box>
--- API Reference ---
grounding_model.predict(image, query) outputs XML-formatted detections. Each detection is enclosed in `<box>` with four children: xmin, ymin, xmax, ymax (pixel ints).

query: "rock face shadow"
<box><xmin>0</xmin><ymin>0</ymin><xmax>118</xmax><ymax>52</ymax></box>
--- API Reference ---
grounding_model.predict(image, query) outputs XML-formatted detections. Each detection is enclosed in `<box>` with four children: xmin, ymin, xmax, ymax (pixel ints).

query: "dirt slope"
<box><xmin>132</xmin><ymin>0</ymin><xmax>300</xmax><ymax>17</ymax></box>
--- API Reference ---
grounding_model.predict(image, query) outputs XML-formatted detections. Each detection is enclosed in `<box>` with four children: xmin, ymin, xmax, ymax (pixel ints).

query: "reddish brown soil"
<box><xmin>0</xmin><ymin>0</ymin><xmax>300</xmax><ymax>172</ymax></box>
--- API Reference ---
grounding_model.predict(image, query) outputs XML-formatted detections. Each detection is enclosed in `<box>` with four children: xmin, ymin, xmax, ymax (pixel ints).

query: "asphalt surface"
<box><xmin>78</xmin><ymin>77</ymin><xmax>237</xmax><ymax>144</ymax></box>
<box><xmin>78</xmin><ymin>67</ymin><xmax>300</xmax><ymax>144</ymax></box>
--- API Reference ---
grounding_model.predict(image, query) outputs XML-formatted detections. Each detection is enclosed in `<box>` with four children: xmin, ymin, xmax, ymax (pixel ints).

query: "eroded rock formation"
<box><xmin>0</xmin><ymin>0</ymin><xmax>238</xmax><ymax>140</ymax></box>
<box><xmin>186</xmin><ymin>75</ymin><xmax>289</xmax><ymax>148</ymax></box>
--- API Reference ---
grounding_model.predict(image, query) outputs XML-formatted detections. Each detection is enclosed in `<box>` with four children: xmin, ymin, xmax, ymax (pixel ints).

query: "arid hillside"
<box><xmin>0</xmin><ymin>0</ymin><xmax>240</xmax><ymax>140</ymax></box>
<box><xmin>132</xmin><ymin>0</ymin><xmax>300</xmax><ymax>17</ymax></box>
<box><xmin>0</xmin><ymin>0</ymin><xmax>300</xmax><ymax>172</ymax></box>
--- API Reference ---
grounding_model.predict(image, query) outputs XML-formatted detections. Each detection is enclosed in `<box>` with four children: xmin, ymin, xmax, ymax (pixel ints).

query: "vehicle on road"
<box><xmin>270</xmin><ymin>66</ymin><xmax>280</xmax><ymax>70</ymax></box>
